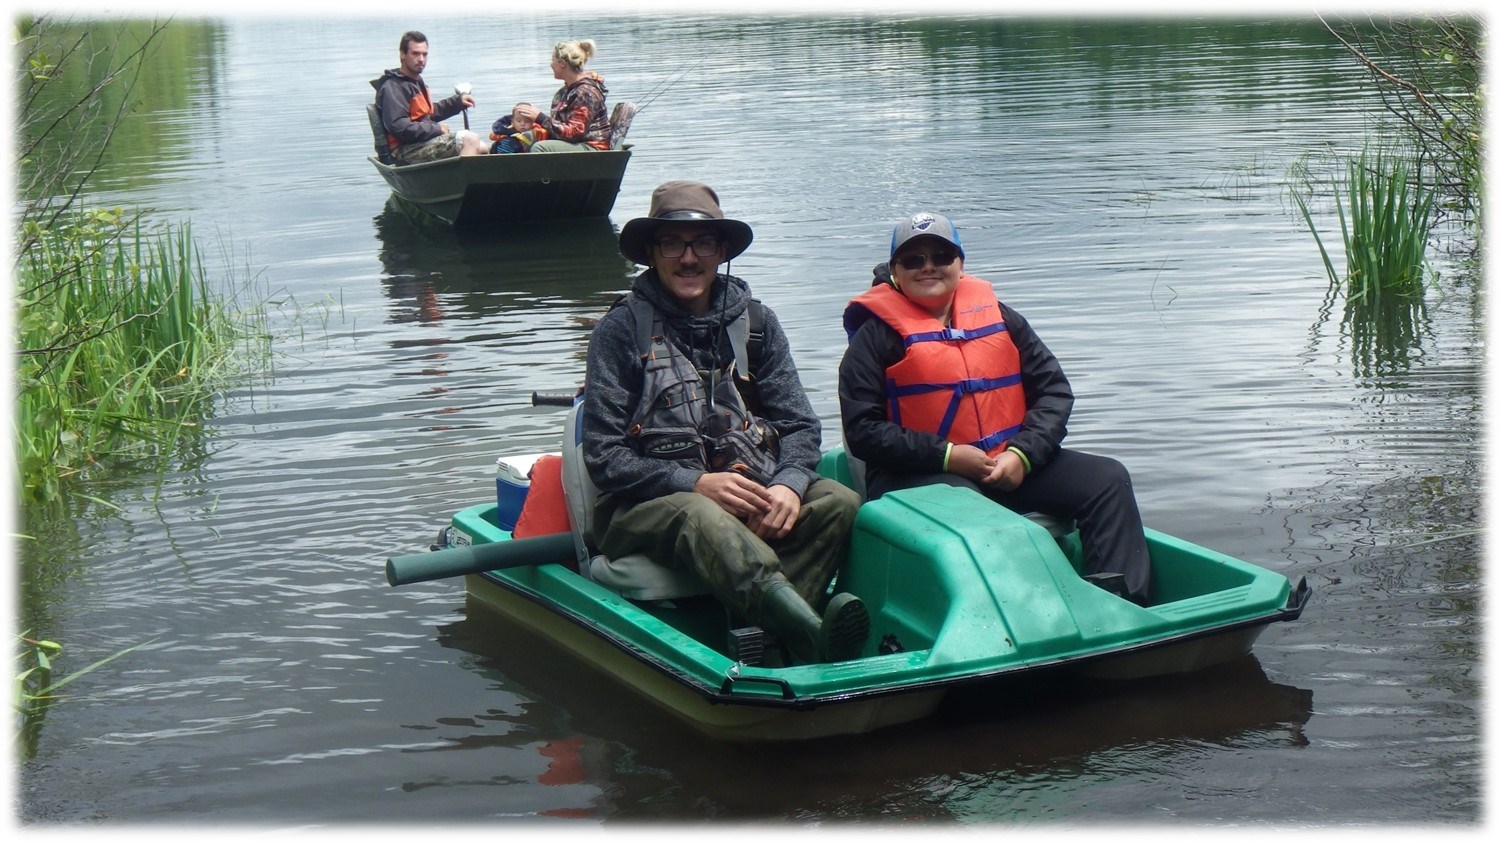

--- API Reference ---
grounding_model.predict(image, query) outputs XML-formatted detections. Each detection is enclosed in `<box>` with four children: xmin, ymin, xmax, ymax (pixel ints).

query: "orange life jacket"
<box><xmin>387</xmin><ymin>87</ymin><xmax>434</xmax><ymax>150</ymax></box>
<box><xmin>847</xmin><ymin>276</ymin><xmax>1026</xmax><ymax>456</ymax></box>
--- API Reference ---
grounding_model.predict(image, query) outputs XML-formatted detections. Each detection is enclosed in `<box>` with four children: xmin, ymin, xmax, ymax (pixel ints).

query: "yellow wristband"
<box><xmin>1006</xmin><ymin>446</ymin><xmax>1032</xmax><ymax>474</ymax></box>
<box><xmin>942</xmin><ymin>442</ymin><xmax>953</xmax><ymax>472</ymax></box>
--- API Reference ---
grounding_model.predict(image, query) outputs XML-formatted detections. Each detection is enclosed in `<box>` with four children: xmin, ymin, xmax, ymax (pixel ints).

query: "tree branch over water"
<box><xmin>1316</xmin><ymin>12</ymin><xmax>1482</xmax><ymax>237</ymax></box>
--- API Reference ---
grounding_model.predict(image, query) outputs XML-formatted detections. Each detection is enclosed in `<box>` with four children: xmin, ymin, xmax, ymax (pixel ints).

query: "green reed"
<box><xmin>14</xmin><ymin>213</ymin><xmax>264</xmax><ymax>501</ymax></box>
<box><xmin>15</xmin><ymin>631</ymin><xmax>158</xmax><ymax>760</ymax></box>
<box><xmin>1294</xmin><ymin>147</ymin><xmax>1435</xmax><ymax>310</ymax></box>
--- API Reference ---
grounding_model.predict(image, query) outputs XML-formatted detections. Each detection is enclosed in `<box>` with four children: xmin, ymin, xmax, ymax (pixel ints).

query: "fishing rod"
<box><xmin>633</xmin><ymin>53</ymin><xmax>710</xmax><ymax>114</ymax></box>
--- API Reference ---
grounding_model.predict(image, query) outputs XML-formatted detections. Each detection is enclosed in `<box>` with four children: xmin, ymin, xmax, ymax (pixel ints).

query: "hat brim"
<box><xmin>890</xmin><ymin>232</ymin><xmax>964</xmax><ymax>261</ymax></box>
<box><xmin>619</xmin><ymin>216</ymin><xmax>753</xmax><ymax>265</ymax></box>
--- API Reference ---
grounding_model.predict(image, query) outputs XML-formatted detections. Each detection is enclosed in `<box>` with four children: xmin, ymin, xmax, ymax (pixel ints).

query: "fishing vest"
<box><xmin>846</xmin><ymin>276</ymin><xmax>1026</xmax><ymax>456</ymax></box>
<box><xmin>618</xmin><ymin>292</ymin><xmax>779</xmax><ymax>484</ymax></box>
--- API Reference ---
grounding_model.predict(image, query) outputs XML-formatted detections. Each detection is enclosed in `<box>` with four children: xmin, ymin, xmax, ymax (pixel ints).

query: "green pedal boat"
<box><xmin>388</xmin><ymin>403</ymin><xmax>1309</xmax><ymax>741</ymax></box>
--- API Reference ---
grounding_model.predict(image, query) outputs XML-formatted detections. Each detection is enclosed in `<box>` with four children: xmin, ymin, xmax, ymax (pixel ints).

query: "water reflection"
<box><xmin>1343</xmin><ymin>298</ymin><xmax>1431</xmax><ymax>379</ymax></box>
<box><xmin>372</xmin><ymin>198</ymin><xmax>637</xmax><ymax>324</ymax></box>
<box><xmin>434</xmin><ymin>600</ymin><xmax>1313</xmax><ymax>820</ymax></box>
<box><xmin>1311</xmin><ymin>273</ymin><xmax>1433</xmax><ymax>381</ymax></box>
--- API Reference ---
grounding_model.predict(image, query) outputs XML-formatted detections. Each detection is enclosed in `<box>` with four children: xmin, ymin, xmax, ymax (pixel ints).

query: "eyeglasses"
<box><xmin>894</xmin><ymin>250</ymin><xmax>959</xmax><ymax>271</ymax></box>
<box><xmin>654</xmin><ymin>235</ymin><xmax>723</xmax><ymax>259</ymax></box>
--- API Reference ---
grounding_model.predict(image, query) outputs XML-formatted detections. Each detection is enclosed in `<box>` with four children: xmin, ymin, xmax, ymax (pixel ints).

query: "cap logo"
<box><xmin>910</xmin><ymin>213</ymin><xmax>937</xmax><ymax>231</ymax></box>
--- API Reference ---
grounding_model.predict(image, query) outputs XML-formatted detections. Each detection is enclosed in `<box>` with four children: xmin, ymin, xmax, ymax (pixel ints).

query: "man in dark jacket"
<box><xmin>371</xmin><ymin>31</ymin><xmax>487</xmax><ymax>164</ymax></box>
<box><xmin>580</xmin><ymin>181</ymin><xmax>868</xmax><ymax>664</ymax></box>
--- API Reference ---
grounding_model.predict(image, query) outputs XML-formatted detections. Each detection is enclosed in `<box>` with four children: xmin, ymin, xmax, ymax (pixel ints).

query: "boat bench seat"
<box><xmin>366</xmin><ymin>103</ymin><xmax>394</xmax><ymax>165</ymax></box>
<box><xmin>560</xmin><ymin>401</ymin><xmax>712</xmax><ymax>601</ymax></box>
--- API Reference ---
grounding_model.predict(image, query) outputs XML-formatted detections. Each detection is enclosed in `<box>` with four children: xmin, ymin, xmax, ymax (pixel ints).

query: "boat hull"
<box><xmin>370</xmin><ymin>149</ymin><xmax>631</xmax><ymax>226</ymax></box>
<box><xmin>465</xmin><ymin>573</ymin><xmax>947</xmax><ymax>741</ymax></box>
<box><xmin>446</xmin><ymin>474</ymin><xmax>1309</xmax><ymax>741</ymax></box>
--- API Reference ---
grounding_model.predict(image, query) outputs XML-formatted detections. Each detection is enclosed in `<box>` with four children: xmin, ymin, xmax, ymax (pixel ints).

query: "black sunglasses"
<box><xmin>894</xmin><ymin>250</ymin><xmax>959</xmax><ymax>271</ymax></box>
<box><xmin>654</xmin><ymin>235</ymin><xmax>723</xmax><ymax>259</ymax></box>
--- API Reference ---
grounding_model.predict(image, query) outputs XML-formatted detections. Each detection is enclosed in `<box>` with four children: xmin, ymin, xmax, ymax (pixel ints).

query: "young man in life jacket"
<box><xmin>579</xmin><ymin>181</ymin><xmax>869</xmax><ymax>664</ymax></box>
<box><xmin>371</xmin><ymin>31</ymin><xmax>488</xmax><ymax>164</ymax></box>
<box><xmin>839</xmin><ymin>213</ymin><xmax>1153</xmax><ymax>605</ymax></box>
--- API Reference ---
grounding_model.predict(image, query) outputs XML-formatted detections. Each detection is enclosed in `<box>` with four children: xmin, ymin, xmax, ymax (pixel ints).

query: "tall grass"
<box><xmin>1292</xmin><ymin>147</ymin><xmax>1437</xmax><ymax>378</ymax></box>
<box><xmin>1293</xmin><ymin>147</ymin><xmax>1436</xmax><ymax>309</ymax></box>
<box><xmin>14</xmin><ymin>212</ymin><xmax>267</xmax><ymax>501</ymax></box>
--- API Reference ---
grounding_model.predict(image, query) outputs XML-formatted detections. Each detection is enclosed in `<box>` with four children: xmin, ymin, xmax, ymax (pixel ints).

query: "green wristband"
<box><xmin>942</xmin><ymin>442</ymin><xmax>953</xmax><ymax>472</ymax></box>
<box><xmin>1006</xmin><ymin>445</ymin><xmax>1032</xmax><ymax>474</ymax></box>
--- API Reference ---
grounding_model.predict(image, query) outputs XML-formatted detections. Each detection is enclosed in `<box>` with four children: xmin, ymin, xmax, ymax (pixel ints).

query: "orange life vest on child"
<box><xmin>847</xmin><ymin>276</ymin><xmax>1027</xmax><ymax>455</ymax></box>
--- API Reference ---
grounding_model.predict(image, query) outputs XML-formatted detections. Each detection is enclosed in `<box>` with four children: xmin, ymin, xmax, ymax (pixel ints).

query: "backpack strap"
<box><xmin>618</xmin><ymin>291</ymin><xmax>761</xmax><ymax>378</ymax></box>
<box><xmin>726</xmin><ymin>308</ymin><xmax>751</xmax><ymax>378</ymax></box>
<box><xmin>619</xmin><ymin>293</ymin><xmax>655</xmax><ymax>357</ymax></box>
<box><xmin>746</xmin><ymin>298</ymin><xmax>765</xmax><ymax>376</ymax></box>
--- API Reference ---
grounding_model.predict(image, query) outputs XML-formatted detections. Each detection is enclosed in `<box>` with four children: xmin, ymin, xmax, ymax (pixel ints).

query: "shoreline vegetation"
<box><xmin>1290</xmin><ymin>15</ymin><xmax>1480</xmax><ymax>378</ymax></box>
<box><xmin>14</xmin><ymin>212</ymin><xmax>270</xmax><ymax>504</ymax></box>
<box><xmin>14</xmin><ymin>16</ymin><xmax>271</xmax><ymax>506</ymax></box>
<box><xmin>12</xmin><ymin>16</ymin><xmax>273</xmax><ymax>751</ymax></box>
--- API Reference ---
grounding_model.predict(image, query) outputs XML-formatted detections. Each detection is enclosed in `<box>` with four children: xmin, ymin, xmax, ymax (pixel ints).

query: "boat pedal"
<box><xmin>727</xmin><ymin>626</ymin><xmax>766</xmax><ymax>666</ymax></box>
<box><xmin>1084</xmin><ymin>572</ymin><xmax>1127</xmax><ymax>597</ymax></box>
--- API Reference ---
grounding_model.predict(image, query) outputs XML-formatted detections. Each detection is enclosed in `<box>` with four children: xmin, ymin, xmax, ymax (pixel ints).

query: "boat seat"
<box><xmin>608</xmin><ymin>101</ymin><xmax>637</xmax><ymax>150</ymax></box>
<box><xmin>843</xmin><ymin>450</ymin><xmax>1075</xmax><ymax>539</ymax></box>
<box><xmin>560</xmin><ymin>400</ymin><xmax>712</xmax><ymax>601</ymax></box>
<box><xmin>366</xmin><ymin>103</ymin><xmax>394</xmax><ymax>165</ymax></box>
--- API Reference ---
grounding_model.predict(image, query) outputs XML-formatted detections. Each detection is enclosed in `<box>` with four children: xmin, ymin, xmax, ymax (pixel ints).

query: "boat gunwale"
<box><xmin>471</xmin><ymin>563</ymin><xmax>1309</xmax><ymax>712</ymax></box>
<box><xmin>370</xmin><ymin>149</ymin><xmax>632</xmax><ymax>225</ymax></box>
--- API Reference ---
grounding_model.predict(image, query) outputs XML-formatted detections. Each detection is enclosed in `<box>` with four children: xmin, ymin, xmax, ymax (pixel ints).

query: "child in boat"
<box><xmin>489</xmin><ymin>102</ymin><xmax>548</xmax><ymax>153</ymax></box>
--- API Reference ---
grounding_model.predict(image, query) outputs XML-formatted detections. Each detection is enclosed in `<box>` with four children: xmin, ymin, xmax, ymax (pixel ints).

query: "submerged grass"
<box><xmin>1291</xmin><ymin>146</ymin><xmax>1437</xmax><ymax>377</ymax></box>
<box><xmin>14</xmin><ymin>211</ymin><xmax>269</xmax><ymax>502</ymax></box>
<box><xmin>14</xmin><ymin>631</ymin><xmax>158</xmax><ymax>760</ymax></box>
<box><xmin>1293</xmin><ymin>146</ymin><xmax>1436</xmax><ymax>309</ymax></box>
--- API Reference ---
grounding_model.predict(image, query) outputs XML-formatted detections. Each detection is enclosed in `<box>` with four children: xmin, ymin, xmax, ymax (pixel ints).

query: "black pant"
<box><xmin>867</xmin><ymin>449</ymin><xmax>1152</xmax><ymax>604</ymax></box>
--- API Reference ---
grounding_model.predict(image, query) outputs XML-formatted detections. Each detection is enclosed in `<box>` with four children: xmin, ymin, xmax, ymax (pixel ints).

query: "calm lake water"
<box><xmin>16</xmin><ymin>14</ymin><xmax>1483</xmax><ymax>827</ymax></box>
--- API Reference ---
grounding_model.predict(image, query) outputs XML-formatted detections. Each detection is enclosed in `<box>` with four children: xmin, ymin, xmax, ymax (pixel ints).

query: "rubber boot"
<box><xmin>820</xmin><ymin>592</ymin><xmax>870</xmax><ymax>662</ymax></box>
<box><xmin>760</xmin><ymin>576</ymin><xmax>870</xmax><ymax>664</ymax></box>
<box><xmin>759</xmin><ymin>576</ymin><xmax>823</xmax><ymax>664</ymax></box>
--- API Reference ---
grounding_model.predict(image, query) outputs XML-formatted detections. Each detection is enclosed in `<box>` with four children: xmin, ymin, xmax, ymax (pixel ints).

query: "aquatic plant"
<box><xmin>1293</xmin><ymin>147</ymin><xmax>1435</xmax><ymax>308</ymax></box>
<box><xmin>13</xmin><ymin>212</ymin><xmax>267</xmax><ymax>502</ymax></box>
<box><xmin>13</xmin><ymin>16</ymin><xmax>273</xmax><ymax>502</ymax></box>
<box><xmin>15</xmin><ymin>631</ymin><xmax>156</xmax><ymax>761</ymax></box>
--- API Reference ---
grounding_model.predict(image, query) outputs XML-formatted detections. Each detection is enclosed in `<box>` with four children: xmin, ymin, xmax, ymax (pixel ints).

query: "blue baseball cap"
<box><xmin>889</xmin><ymin>212</ymin><xmax>964</xmax><ymax>260</ymax></box>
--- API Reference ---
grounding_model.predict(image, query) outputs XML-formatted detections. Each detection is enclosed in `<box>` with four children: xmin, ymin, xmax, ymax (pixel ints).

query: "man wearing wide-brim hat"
<box><xmin>580</xmin><ymin>181</ymin><xmax>869</xmax><ymax>664</ymax></box>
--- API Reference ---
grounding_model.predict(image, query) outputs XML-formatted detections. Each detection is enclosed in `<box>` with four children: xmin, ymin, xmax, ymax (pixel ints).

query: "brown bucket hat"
<box><xmin>618</xmin><ymin>181</ymin><xmax>754</xmax><ymax>265</ymax></box>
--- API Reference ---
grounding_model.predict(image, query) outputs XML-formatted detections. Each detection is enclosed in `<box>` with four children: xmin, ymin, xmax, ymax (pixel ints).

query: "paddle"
<box><xmin>386</xmin><ymin>531</ymin><xmax>574</xmax><ymax>586</ymax></box>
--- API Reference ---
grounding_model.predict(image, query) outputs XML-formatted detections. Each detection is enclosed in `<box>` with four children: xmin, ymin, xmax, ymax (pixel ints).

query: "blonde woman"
<box><xmin>517</xmin><ymin>39</ymin><xmax>611</xmax><ymax>152</ymax></box>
